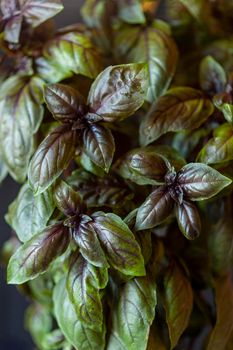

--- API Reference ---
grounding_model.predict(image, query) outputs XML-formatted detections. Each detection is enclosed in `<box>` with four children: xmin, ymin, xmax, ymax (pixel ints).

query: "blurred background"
<box><xmin>0</xmin><ymin>1</ymin><xmax>84</xmax><ymax>349</ymax></box>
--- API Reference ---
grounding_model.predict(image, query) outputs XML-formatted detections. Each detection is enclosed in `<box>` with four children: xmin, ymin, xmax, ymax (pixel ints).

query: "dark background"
<box><xmin>0</xmin><ymin>1</ymin><xmax>84</xmax><ymax>349</ymax></box>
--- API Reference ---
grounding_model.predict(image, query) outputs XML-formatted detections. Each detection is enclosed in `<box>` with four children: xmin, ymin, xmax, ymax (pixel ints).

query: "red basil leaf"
<box><xmin>21</xmin><ymin>0</ymin><xmax>64</xmax><ymax>28</ymax></box>
<box><xmin>140</xmin><ymin>87</ymin><xmax>214</xmax><ymax>146</ymax></box>
<box><xmin>177</xmin><ymin>163</ymin><xmax>232</xmax><ymax>201</ymax></box>
<box><xmin>7</xmin><ymin>223</ymin><xmax>69</xmax><ymax>284</ymax></box>
<box><xmin>28</xmin><ymin>125</ymin><xmax>76</xmax><ymax>195</ymax></box>
<box><xmin>88</xmin><ymin>63</ymin><xmax>148</xmax><ymax>122</ymax></box>
<box><xmin>54</xmin><ymin>180</ymin><xmax>84</xmax><ymax>217</ymax></box>
<box><xmin>176</xmin><ymin>201</ymin><xmax>201</xmax><ymax>240</ymax></box>
<box><xmin>45</xmin><ymin>84</ymin><xmax>87</xmax><ymax>123</ymax></box>
<box><xmin>66</xmin><ymin>251</ymin><xmax>108</xmax><ymax>328</ymax></box>
<box><xmin>83</xmin><ymin>123</ymin><xmax>115</xmax><ymax>172</ymax></box>
<box><xmin>161</xmin><ymin>262</ymin><xmax>193</xmax><ymax>349</ymax></box>
<box><xmin>74</xmin><ymin>215</ymin><xmax>109</xmax><ymax>268</ymax></box>
<box><xmin>135</xmin><ymin>187</ymin><xmax>174</xmax><ymax>230</ymax></box>
<box><xmin>115</xmin><ymin>147</ymin><xmax>169</xmax><ymax>186</ymax></box>
<box><xmin>92</xmin><ymin>212</ymin><xmax>145</xmax><ymax>276</ymax></box>
<box><xmin>4</xmin><ymin>14</ymin><xmax>22</xmax><ymax>43</ymax></box>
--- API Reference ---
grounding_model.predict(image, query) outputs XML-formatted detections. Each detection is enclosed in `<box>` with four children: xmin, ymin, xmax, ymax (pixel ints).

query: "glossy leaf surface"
<box><xmin>88</xmin><ymin>63</ymin><xmax>148</xmax><ymax>122</ymax></box>
<box><xmin>74</xmin><ymin>215</ymin><xmax>109</xmax><ymax>268</ymax></box>
<box><xmin>28</xmin><ymin>125</ymin><xmax>76</xmax><ymax>194</ymax></box>
<box><xmin>83</xmin><ymin>124</ymin><xmax>115</xmax><ymax>171</ymax></box>
<box><xmin>54</xmin><ymin>180</ymin><xmax>84</xmax><ymax>216</ymax></box>
<box><xmin>176</xmin><ymin>201</ymin><xmax>201</xmax><ymax>240</ymax></box>
<box><xmin>36</xmin><ymin>31</ymin><xmax>103</xmax><ymax>82</ymax></box>
<box><xmin>92</xmin><ymin>212</ymin><xmax>145</xmax><ymax>276</ymax></box>
<box><xmin>45</xmin><ymin>84</ymin><xmax>87</xmax><ymax>123</ymax></box>
<box><xmin>66</xmin><ymin>251</ymin><xmax>108</xmax><ymax>328</ymax></box>
<box><xmin>136</xmin><ymin>187</ymin><xmax>174</xmax><ymax>230</ymax></box>
<box><xmin>7</xmin><ymin>223</ymin><xmax>69</xmax><ymax>284</ymax></box>
<box><xmin>140</xmin><ymin>87</ymin><xmax>214</xmax><ymax>145</ymax></box>
<box><xmin>178</xmin><ymin>163</ymin><xmax>232</xmax><ymax>201</ymax></box>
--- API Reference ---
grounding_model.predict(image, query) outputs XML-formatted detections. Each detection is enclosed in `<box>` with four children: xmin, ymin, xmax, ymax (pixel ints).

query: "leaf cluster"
<box><xmin>0</xmin><ymin>1</ymin><xmax>233</xmax><ymax>350</ymax></box>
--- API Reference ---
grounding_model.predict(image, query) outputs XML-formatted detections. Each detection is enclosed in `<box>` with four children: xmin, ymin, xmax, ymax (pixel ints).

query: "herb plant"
<box><xmin>1</xmin><ymin>1</ymin><xmax>233</xmax><ymax>349</ymax></box>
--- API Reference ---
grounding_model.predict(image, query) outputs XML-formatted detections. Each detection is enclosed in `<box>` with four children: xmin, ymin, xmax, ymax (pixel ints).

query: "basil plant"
<box><xmin>1</xmin><ymin>1</ymin><xmax>233</xmax><ymax>349</ymax></box>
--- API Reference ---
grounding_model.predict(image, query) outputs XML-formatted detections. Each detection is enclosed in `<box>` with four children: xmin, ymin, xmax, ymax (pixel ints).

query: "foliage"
<box><xmin>0</xmin><ymin>1</ymin><xmax>233</xmax><ymax>349</ymax></box>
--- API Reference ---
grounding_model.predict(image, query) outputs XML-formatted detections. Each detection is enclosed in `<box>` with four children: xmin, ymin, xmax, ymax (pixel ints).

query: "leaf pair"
<box><xmin>29</xmin><ymin>63</ymin><xmax>148</xmax><ymax>195</ymax></box>
<box><xmin>54</xmin><ymin>180</ymin><xmax>145</xmax><ymax>276</ymax></box>
<box><xmin>7</xmin><ymin>181</ymin><xmax>145</xmax><ymax>286</ymax></box>
<box><xmin>136</xmin><ymin>162</ymin><xmax>231</xmax><ymax>239</ymax></box>
<box><xmin>0</xmin><ymin>0</ymin><xmax>64</xmax><ymax>43</ymax></box>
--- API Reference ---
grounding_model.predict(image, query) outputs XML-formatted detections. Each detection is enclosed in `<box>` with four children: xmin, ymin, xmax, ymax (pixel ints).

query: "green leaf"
<box><xmin>44</xmin><ymin>84</ymin><xmax>87</xmax><ymax>123</ymax></box>
<box><xmin>176</xmin><ymin>200</ymin><xmax>201</xmax><ymax>240</ymax></box>
<box><xmin>118</xmin><ymin>0</ymin><xmax>146</xmax><ymax>24</ymax></box>
<box><xmin>199</xmin><ymin>56</ymin><xmax>226</xmax><ymax>95</ymax></box>
<box><xmin>92</xmin><ymin>212</ymin><xmax>145</xmax><ymax>276</ymax></box>
<box><xmin>87</xmin><ymin>63</ymin><xmax>148</xmax><ymax>122</ymax></box>
<box><xmin>161</xmin><ymin>262</ymin><xmax>193</xmax><ymax>349</ymax></box>
<box><xmin>74</xmin><ymin>215</ymin><xmax>109</xmax><ymax>268</ymax></box>
<box><xmin>115</xmin><ymin>25</ymin><xmax>178</xmax><ymax>102</ymax></box>
<box><xmin>83</xmin><ymin>124</ymin><xmax>115</xmax><ymax>172</ymax></box>
<box><xmin>6</xmin><ymin>183</ymin><xmax>55</xmax><ymax>242</ymax></box>
<box><xmin>115</xmin><ymin>147</ymin><xmax>168</xmax><ymax>185</ymax></box>
<box><xmin>213</xmin><ymin>92</ymin><xmax>233</xmax><ymax>123</ymax></box>
<box><xmin>140</xmin><ymin>87</ymin><xmax>214</xmax><ymax>145</ymax></box>
<box><xmin>136</xmin><ymin>187</ymin><xmax>174</xmax><ymax>231</ymax></box>
<box><xmin>36</xmin><ymin>31</ymin><xmax>103</xmax><ymax>83</ymax></box>
<box><xmin>54</xmin><ymin>277</ymin><xmax>106</xmax><ymax>350</ymax></box>
<box><xmin>207</xmin><ymin>274</ymin><xmax>233</xmax><ymax>350</ymax></box>
<box><xmin>7</xmin><ymin>223</ymin><xmax>69</xmax><ymax>284</ymax></box>
<box><xmin>28</xmin><ymin>125</ymin><xmax>76</xmax><ymax>195</ymax></box>
<box><xmin>0</xmin><ymin>76</ymin><xmax>44</xmax><ymax>182</ymax></box>
<box><xmin>107</xmin><ymin>276</ymin><xmax>157</xmax><ymax>350</ymax></box>
<box><xmin>66</xmin><ymin>251</ymin><xmax>108</xmax><ymax>329</ymax></box>
<box><xmin>177</xmin><ymin>163</ymin><xmax>232</xmax><ymax>201</ymax></box>
<box><xmin>54</xmin><ymin>180</ymin><xmax>84</xmax><ymax>216</ymax></box>
<box><xmin>179</xmin><ymin>0</ymin><xmax>203</xmax><ymax>20</ymax></box>
<box><xmin>198</xmin><ymin>123</ymin><xmax>233</xmax><ymax>164</ymax></box>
